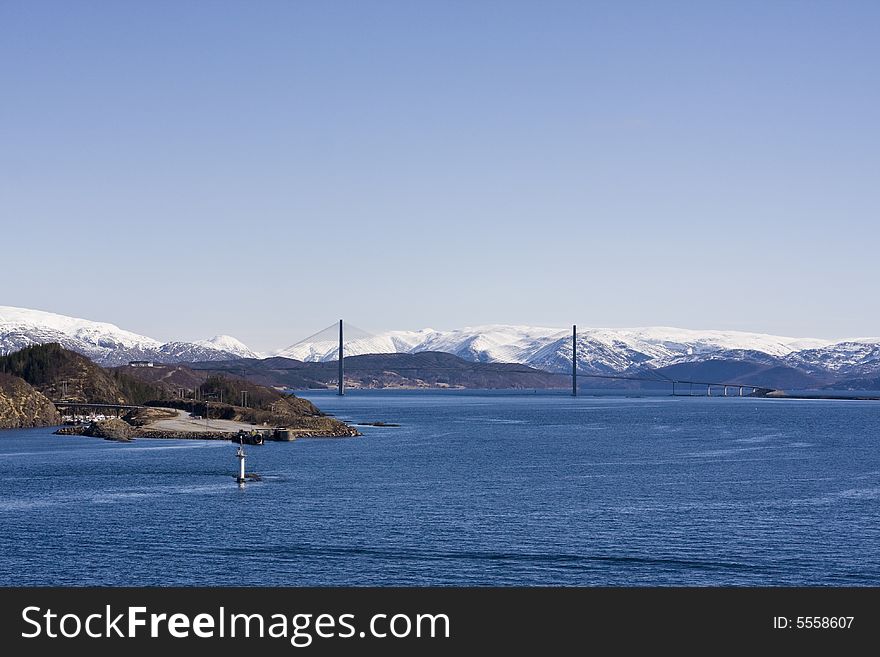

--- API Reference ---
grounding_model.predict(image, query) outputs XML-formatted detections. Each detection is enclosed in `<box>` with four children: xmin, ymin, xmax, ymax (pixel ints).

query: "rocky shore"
<box><xmin>1</xmin><ymin>343</ymin><xmax>361</xmax><ymax>439</ymax></box>
<box><xmin>134</xmin><ymin>425</ymin><xmax>360</xmax><ymax>440</ymax></box>
<box><xmin>55</xmin><ymin>416</ymin><xmax>361</xmax><ymax>441</ymax></box>
<box><xmin>56</xmin><ymin>418</ymin><xmax>133</xmax><ymax>441</ymax></box>
<box><xmin>0</xmin><ymin>372</ymin><xmax>60</xmax><ymax>429</ymax></box>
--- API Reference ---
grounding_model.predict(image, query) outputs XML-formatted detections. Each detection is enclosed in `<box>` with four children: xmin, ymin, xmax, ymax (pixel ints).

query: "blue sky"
<box><xmin>2</xmin><ymin>1</ymin><xmax>878</xmax><ymax>350</ymax></box>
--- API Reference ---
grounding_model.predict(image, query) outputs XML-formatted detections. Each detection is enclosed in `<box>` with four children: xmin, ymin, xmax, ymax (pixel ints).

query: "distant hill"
<box><xmin>0</xmin><ymin>343</ymin><xmax>165</xmax><ymax>404</ymax></box>
<box><xmin>650</xmin><ymin>358</ymin><xmax>830</xmax><ymax>390</ymax></box>
<box><xmin>120</xmin><ymin>367</ymin><xmax>351</xmax><ymax>433</ymax></box>
<box><xmin>824</xmin><ymin>375</ymin><xmax>880</xmax><ymax>391</ymax></box>
<box><xmin>111</xmin><ymin>363</ymin><xmax>308</xmax><ymax>409</ymax></box>
<box><xmin>111</xmin><ymin>363</ymin><xmax>209</xmax><ymax>391</ymax></box>
<box><xmin>179</xmin><ymin>351</ymin><xmax>851</xmax><ymax>392</ymax></box>
<box><xmin>189</xmin><ymin>351</ymin><xmax>571</xmax><ymax>390</ymax></box>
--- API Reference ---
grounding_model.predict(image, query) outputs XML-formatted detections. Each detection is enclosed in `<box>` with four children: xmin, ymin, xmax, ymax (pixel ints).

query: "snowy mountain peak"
<box><xmin>275</xmin><ymin>323</ymin><xmax>834</xmax><ymax>364</ymax></box>
<box><xmin>273</xmin><ymin>323</ymin><xmax>879</xmax><ymax>381</ymax></box>
<box><xmin>0</xmin><ymin>305</ymin><xmax>161</xmax><ymax>349</ymax></box>
<box><xmin>3</xmin><ymin>306</ymin><xmax>880</xmax><ymax>383</ymax></box>
<box><xmin>0</xmin><ymin>306</ymin><xmax>253</xmax><ymax>365</ymax></box>
<box><xmin>196</xmin><ymin>335</ymin><xmax>258</xmax><ymax>359</ymax></box>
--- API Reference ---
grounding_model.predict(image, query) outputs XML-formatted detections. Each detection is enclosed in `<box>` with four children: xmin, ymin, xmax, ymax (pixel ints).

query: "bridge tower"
<box><xmin>338</xmin><ymin>319</ymin><xmax>344</xmax><ymax>396</ymax></box>
<box><xmin>571</xmin><ymin>325</ymin><xmax>577</xmax><ymax>397</ymax></box>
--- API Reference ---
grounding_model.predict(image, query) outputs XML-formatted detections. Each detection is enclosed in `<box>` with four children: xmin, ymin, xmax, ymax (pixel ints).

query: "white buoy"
<box><xmin>235</xmin><ymin>443</ymin><xmax>246</xmax><ymax>484</ymax></box>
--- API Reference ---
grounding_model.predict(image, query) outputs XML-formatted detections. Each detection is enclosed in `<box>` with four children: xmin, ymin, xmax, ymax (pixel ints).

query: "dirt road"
<box><xmin>146</xmin><ymin>408</ymin><xmax>263</xmax><ymax>434</ymax></box>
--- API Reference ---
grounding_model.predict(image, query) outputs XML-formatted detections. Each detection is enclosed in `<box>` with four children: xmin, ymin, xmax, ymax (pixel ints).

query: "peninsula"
<box><xmin>0</xmin><ymin>344</ymin><xmax>358</xmax><ymax>439</ymax></box>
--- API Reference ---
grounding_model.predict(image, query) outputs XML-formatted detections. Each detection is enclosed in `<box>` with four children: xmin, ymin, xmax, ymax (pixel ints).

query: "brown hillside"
<box><xmin>0</xmin><ymin>371</ymin><xmax>60</xmax><ymax>428</ymax></box>
<box><xmin>0</xmin><ymin>343</ymin><xmax>164</xmax><ymax>404</ymax></box>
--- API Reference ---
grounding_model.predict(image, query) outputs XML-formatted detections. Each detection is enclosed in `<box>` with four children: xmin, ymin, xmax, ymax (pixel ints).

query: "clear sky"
<box><xmin>2</xmin><ymin>1</ymin><xmax>879</xmax><ymax>351</ymax></box>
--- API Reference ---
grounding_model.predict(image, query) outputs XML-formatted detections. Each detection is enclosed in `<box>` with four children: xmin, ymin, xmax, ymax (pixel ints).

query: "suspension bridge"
<box><xmin>51</xmin><ymin>402</ymin><xmax>145</xmax><ymax>416</ymax></box>
<box><xmin>280</xmin><ymin>321</ymin><xmax>777</xmax><ymax>398</ymax></box>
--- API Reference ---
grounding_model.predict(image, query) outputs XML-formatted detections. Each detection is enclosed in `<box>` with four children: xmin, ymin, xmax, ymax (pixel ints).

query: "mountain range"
<box><xmin>273</xmin><ymin>324</ymin><xmax>880</xmax><ymax>388</ymax></box>
<box><xmin>2</xmin><ymin>305</ymin><xmax>879</xmax><ymax>389</ymax></box>
<box><xmin>0</xmin><ymin>306</ymin><xmax>256</xmax><ymax>366</ymax></box>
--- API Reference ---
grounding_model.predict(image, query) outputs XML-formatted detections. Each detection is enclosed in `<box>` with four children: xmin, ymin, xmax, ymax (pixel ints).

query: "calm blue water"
<box><xmin>1</xmin><ymin>391</ymin><xmax>878</xmax><ymax>586</ymax></box>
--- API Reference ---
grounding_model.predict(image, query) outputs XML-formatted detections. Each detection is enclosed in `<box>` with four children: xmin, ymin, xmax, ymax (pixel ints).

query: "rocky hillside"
<box><xmin>0</xmin><ymin>343</ymin><xmax>165</xmax><ymax>404</ymax></box>
<box><xmin>0</xmin><ymin>344</ymin><xmax>358</xmax><ymax>438</ymax></box>
<box><xmin>111</xmin><ymin>363</ymin><xmax>209</xmax><ymax>391</ymax></box>
<box><xmin>117</xmin><ymin>367</ymin><xmax>357</xmax><ymax>437</ymax></box>
<box><xmin>0</xmin><ymin>372</ymin><xmax>60</xmax><ymax>428</ymax></box>
<box><xmin>136</xmin><ymin>374</ymin><xmax>351</xmax><ymax>429</ymax></box>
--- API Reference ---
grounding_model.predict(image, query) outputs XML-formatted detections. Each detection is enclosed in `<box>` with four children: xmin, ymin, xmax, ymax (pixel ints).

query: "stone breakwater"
<box><xmin>135</xmin><ymin>426</ymin><xmax>361</xmax><ymax>439</ymax></box>
<box><xmin>56</xmin><ymin>421</ymin><xmax>361</xmax><ymax>441</ymax></box>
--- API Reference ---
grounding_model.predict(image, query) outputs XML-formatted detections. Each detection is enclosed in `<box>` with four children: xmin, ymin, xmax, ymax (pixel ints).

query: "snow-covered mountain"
<box><xmin>4</xmin><ymin>305</ymin><xmax>879</xmax><ymax>383</ymax></box>
<box><xmin>0</xmin><ymin>306</ymin><xmax>256</xmax><ymax>366</ymax></box>
<box><xmin>196</xmin><ymin>335</ymin><xmax>257</xmax><ymax>359</ymax></box>
<box><xmin>525</xmin><ymin>327</ymin><xmax>834</xmax><ymax>375</ymax></box>
<box><xmin>783</xmin><ymin>341</ymin><xmax>880</xmax><ymax>377</ymax></box>
<box><xmin>276</xmin><ymin>324</ymin><xmax>846</xmax><ymax>376</ymax></box>
<box><xmin>275</xmin><ymin>329</ymin><xmax>432</xmax><ymax>363</ymax></box>
<box><xmin>153</xmin><ymin>340</ymin><xmax>258</xmax><ymax>364</ymax></box>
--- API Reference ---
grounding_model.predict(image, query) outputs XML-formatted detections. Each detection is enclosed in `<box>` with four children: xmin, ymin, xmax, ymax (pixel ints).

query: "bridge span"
<box><xmin>569</xmin><ymin>324</ymin><xmax>776</xmax><ymax>397</ymax></box>
<box><xmin>51</xmin><ymin>401</ymin><xmax>145</xmax><ymax>418</ymax></box>
<box><xmin>279</xmin><ymin>320</ymin><xmax>781</xmax><ymax>398</ymax></box>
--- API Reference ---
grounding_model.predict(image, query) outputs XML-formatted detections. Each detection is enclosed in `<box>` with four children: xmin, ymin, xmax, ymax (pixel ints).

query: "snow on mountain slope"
<box><xmin>0</xmin><ymin>306</ymin><xmax>256</xmax><ymax>366</ymax></box>
<box><xmin>0</xmin><ymin>324</ymin><xmax>112</xmax><ymax>362</ymax></box>
<box><xmin>275</xmin><ymin>328</ymin><xmax>435</xmax><ymax>361</ymax></box>
<box><xmin>155</xmin><ymin>342</ymin><xmax>253</xmax><ymax>364</ymax></box>
<box><xmin>4</xmin><ymin>305</ymin><xmax>878</xmax><ymax>380</ymax></box>
<box><xmin>784</xmin><ymin>342</ymin><xmax>880</xmax><ymax>377</ymax></box>
<box><xmin>0</xmin><ymin>306</ymin><xmax>161</xmax><ymax>350</ymax></box>
<box><xmin>582</xmin><ymin>327</ymin><xmax>831</xmax><ymax>360</ymax></box>
<box><xmin>528</xmin><ymin>333</ymin><xmax>661</xmax><ymax>375</ymax></box>
<box><xmin>276</xmin><ymin>323</ymin><xmax>837</xmax><ymax>375</ymax></box>
<box><xmin>195</xmin><ymin>335</ymin><xmax>258</xmax><ymax>359</ymax></box>
<box><xmin>527</xmin><ymin>327</ymin><xmax>833</xmax><ymax>374</ymax></box>
<box><xmin>413</xmin><ymin>325</ymin><xmax>566</xmax><ymax>364</ymax></box>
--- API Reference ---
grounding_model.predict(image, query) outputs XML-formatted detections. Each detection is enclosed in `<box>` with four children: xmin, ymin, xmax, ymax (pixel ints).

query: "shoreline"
<box><xmin>54</xmin><ymin>424</ymin><xmax>361</xmax><ymax>441</ymax></box>
<box><xmin>765</xmin><ymin>392</ymin><xmax>880</xmax><ymax>402</ymax></box>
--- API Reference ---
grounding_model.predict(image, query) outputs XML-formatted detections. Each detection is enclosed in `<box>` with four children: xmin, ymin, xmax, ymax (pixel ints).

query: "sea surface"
<box><xmin>1</xmin><ymin>391</ymin><xmax>878</xmax><ymax>586</ymax></box>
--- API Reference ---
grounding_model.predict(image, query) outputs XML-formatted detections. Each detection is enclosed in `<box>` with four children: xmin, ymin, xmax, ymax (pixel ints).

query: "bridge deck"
<box><xmin>51</xmin><ymin>402</ymin><xmax>145</xmax><ymax>410</ymax></box>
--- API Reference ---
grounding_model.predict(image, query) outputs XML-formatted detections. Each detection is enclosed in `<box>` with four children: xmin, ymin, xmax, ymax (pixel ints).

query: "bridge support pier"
<box><xmin>723</xmin><ymin>386</ymin><xmax>728</xmax><ymax>397</ymax></box>
<box><xmin>338</xmin><ymin>319</ymin><xmax>344</xmax><ymax>396</ymax></box>
<box><xmin>739</xmin><ymin>386</ymin><xmax>744</xmax><ymax>397</ymax></box>
<box><xmin>707</xmin><ymin>385</ymin><xmax>712</xmax><ymax>397</ymax></box>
